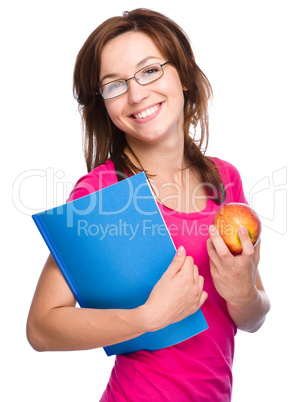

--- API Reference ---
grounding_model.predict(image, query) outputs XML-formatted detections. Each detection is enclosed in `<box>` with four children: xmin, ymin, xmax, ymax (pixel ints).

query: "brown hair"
<box><xmin>73</xmin><ymin>8</ymin><xmax>225</xmax><ymax>204</ymax></box>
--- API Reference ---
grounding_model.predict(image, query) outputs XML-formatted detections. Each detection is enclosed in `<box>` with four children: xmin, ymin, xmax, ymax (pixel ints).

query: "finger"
<box><xmin>164</xmin><ymin>245</ymin><xmax>187</xmax><ymax>278</ymax></box>
<box><xmin>194</xmin><ymin>267</ymin><xmax>205</xmax><ymax>294</ymax></box>
<box><xmin>178</xmin><ymin>256</ymin><xmax>195</xmax><ymax>279</ymax></box>
<box><xmin>238</xmin><ymin>225</ymin><xmax>255</xmax><ymax>258</ymax></box>
<box><xmin>197</xmin><ymin>273</ymin><xmax>205</xmax><ymax>292</ymax></box>
<box><xmin>206</xmin><ymin>239</ymin><xmax>221</xmax><ymax>281</ymax></box>
<box><xmin>193</xmin><ymin>263</ymin><xmax>200</xmax><ymax>280</ymax></box>
<box><xmin>206</xmin><ymin>238</ymin><xmax>221</xmax><ymax>267</ymax></box>
<box><xmin>200</xmin><ymin>290</ymin><xmax>208</xmax><ymax>307</ymax></box>
<box><xmin>195</xmin><ymin>274</ymin><xmax>207</xmax><ymax>307</ymax></box>
<box><xmin>208</xmin><ymin>225</ymin><xmax>233</xmax><ymax>261</ymax></box>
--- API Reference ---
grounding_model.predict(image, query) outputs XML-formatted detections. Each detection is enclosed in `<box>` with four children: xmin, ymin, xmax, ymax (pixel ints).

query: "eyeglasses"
<box><xmin>97</xmin><ymin>61</ymin><xmax>170</xmax><ymax>100</ymax></box>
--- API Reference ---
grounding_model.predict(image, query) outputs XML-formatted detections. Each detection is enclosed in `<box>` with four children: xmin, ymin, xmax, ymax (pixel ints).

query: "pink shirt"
<box><xmin>68</xmin><ymin>157</ymin><xmax>247</xmax><ymax>401</ymax></box>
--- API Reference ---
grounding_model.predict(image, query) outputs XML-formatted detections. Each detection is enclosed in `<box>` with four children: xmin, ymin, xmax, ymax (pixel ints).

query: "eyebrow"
<box><xmin>100</xmin><ymin>56</ymin><xmax>163</xmax><ymax>83</ymax></box>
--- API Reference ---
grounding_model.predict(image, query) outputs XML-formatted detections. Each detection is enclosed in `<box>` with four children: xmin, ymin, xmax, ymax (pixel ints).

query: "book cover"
<box><xmin>32</xmin><ymin>172</ymin><xmax>208</xmax><ymax>355</ymax></box>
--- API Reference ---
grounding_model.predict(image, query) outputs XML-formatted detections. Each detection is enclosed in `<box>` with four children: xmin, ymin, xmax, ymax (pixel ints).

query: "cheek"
<box><xmin>104</xmin><ymin>101</ymin><xmax>123</xmax><ymax>124</ymax></box>
<box><xmin>159</xmin><ymin>75</ymin><xmax>185</xmax><ymax>104</ymax></box>
<box><xmin>104</xmin><ymin>101</ymin><xmax>132</xmax><ymax>134</ymax></box>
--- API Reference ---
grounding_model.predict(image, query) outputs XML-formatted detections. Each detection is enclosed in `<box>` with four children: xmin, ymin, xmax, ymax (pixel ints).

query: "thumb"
<box><xmin>165</xmin><ymin>246</ymin><xmax>186</xmax><ymax>277</ymax></box>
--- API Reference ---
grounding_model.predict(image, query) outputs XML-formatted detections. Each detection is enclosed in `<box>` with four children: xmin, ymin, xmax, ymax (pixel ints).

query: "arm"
<box><xmin>27</xmin><ymin>247</ymin><xmax>207</xmax><ymax>352</ymax></box>
<box><xmin>206</xmin><ymin>225</ymin><xmax>271</xmax><ymax>333</ymax></box>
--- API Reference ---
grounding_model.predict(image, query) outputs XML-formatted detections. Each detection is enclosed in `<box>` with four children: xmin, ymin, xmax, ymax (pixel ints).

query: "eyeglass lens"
<box><xmin>100</xmin><ymin>63</ymin><xmax>165</xmax><ymax>100</ymax></box>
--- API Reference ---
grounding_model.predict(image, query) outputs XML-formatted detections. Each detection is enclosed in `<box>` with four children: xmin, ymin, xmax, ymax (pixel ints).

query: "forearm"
<box><xmin>27</xmin><ymin>248</ymin><xmax>207</xmax><ymax>352</ymax></box>
<box><xmin>227</xmin><ymin>288</ymin><xmax>271</xmax><ymax>333</ymax></box>
<box><xmin>27</xmin><ymin>305</ymin><xmax>148</xmax><ymax>352</ymax></box>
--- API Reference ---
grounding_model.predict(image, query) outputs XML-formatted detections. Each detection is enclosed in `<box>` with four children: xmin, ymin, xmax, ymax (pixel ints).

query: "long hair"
<box><xmin>73</xmin><ymin>8</ymin><xmax>226</xmax><ymax>204</ymax></box>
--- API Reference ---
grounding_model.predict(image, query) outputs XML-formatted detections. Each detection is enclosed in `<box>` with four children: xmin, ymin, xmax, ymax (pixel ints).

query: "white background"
<box><xmin>2</xmin><ymin>1</ymin><xmax>297</xmax><ymax>401</ymax></box>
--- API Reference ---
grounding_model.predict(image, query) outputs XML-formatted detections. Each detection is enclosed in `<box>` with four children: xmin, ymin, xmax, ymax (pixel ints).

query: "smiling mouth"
<box><xmin>132</xmin><ymin>103</ymin><xmax>161</xmax><ymax>119</ymax></box>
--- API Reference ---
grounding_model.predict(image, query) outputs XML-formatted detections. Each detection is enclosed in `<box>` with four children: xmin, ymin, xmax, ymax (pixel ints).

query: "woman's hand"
<box><xmin>142</xmin><ymin>246</ymin><xmax>208</xmax><ymax>332</ymax></box>
<box><xmin>207</xmin><ymin>224</ymin><xmax>259</xmax><ymax>307</ymax></box>
<box><xmin>27</xmin><ymin>249</ymin><xmax>207</xmax><ymax>352</ymax></box>
<box><xmin>207</xmin><ymin>224</ymin><xmax>270</xmax><ymax>332</ymax></box>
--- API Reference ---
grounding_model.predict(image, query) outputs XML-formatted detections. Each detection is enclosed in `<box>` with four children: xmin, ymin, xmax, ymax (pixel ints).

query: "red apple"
<box><xmin>213</xmin><ymin>202</ymin><xmax>261</xmax><ymax>254</ymax></box>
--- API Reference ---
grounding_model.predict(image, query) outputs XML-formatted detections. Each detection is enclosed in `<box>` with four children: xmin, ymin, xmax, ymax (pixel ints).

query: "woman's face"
<box><xmin>99</xmin><ymin>31</ymin><xmax>186</xmax><ymax>147</ymax></box>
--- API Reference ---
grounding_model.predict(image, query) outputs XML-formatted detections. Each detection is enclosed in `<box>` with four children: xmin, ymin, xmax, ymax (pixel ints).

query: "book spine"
<box><xmin>32</xmin><ymin>215</ymin><xmax>87</xmax><ymax>308</ymax></box>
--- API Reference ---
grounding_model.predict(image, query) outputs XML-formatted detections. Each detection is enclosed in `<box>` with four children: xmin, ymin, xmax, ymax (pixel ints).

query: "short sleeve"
<box><xmin>211</xmin><ymin>157</ymin><xmax>248</xmax><ymax>204</ymax></box>
<box><xmin>66</xmin><ymin>160</ymin><xmax>119</xmax><ymax>203</ymax></box>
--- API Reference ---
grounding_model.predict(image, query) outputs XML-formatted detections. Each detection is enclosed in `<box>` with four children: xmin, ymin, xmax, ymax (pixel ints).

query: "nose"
<box><xmin>127</xmin><ymin>78</ymin><xmax>150</xmax><ymax>104</ymax></box>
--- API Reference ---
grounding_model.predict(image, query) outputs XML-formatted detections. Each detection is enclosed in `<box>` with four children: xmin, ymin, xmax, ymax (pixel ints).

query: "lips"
<box><xmin>131</xmin><ymin>103</ymin><xmax>162</xmax><ymax>120</ymax></box>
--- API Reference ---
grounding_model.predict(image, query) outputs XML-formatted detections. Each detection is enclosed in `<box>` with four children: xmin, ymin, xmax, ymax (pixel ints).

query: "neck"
<box><xmin>124</xmin><ymin>134</ymin><xmax>207</xmax><ymax>213</ymax></box>
<box><xmin>125</xmin><ymin>134</ymin><xmax>187</xmax><ymax>183</ymax></box>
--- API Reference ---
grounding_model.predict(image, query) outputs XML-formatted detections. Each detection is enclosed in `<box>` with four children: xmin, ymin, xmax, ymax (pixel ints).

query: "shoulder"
<box><xmin>67</xmin><ymin>160</ymin><xmax>119</xmax><ymax>202</ymax></box>
<box><xmin>208</xmin><ymin>156</ymin><xmax>242</xmax><ymax>181</ymax></box>
<box><xmin>207</xmin><ymin>156</ymin><xmax>247</xmax><ymax>203</ymax></box>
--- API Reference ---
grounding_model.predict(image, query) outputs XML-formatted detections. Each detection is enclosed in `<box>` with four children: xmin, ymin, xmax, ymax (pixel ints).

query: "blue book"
<box><xmin>32</xmin><ymin>172</ymin><xmax>208</xmax><ymax>355</ymax></box>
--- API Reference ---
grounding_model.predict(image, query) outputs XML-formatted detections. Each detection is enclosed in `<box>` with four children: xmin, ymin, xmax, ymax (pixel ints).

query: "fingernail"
<box><xmin>176</xmin><ymin>246</ymin><xmax>184</xmax><ymax>256</ymax></box>
<box><xmin>209</xmin><ymin>225</ymin><xmax>218</xmax><ymax>234</ymax></box>
<box><xmin>239</xmin><ymin>225</ymin><xmax>247</xmax><ymax>235</ymax></box>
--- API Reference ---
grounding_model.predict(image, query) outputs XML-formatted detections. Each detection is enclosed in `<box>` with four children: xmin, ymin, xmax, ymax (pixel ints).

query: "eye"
<box><xmin>142</xmin><ymin>66</ymin><xmax>160</xmax><ymax>77</ymax></box>
<box><xmin>107</xmin><ymin>80</ymin><xmax>126</xmax><ymax>93</ymax></box>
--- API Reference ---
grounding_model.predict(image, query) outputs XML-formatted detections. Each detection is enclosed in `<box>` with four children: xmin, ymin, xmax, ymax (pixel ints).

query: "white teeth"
<box><xmin>133</xmin><ymin>105</ymin><xmax>160</xmax><ymax>119</ymax></box>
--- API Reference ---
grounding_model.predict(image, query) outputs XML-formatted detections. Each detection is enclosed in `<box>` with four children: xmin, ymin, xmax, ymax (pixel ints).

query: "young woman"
<box><xmin>27</xmin><ymin>8</ymin><xmax>270</xmax><ymax>401</ymax></box>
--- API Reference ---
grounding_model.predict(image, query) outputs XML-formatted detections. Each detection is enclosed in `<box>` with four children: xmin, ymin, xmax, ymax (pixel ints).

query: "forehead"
<box><xmin>100</xmin><ymin>32</ymin><xmax>164</xmax><ymax>78</ymax></box>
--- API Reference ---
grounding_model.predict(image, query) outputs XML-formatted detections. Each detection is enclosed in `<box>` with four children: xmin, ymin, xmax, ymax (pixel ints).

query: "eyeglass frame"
<box><xmin>97</xmin><ymin>61</ymin><xmax>171</xmax><ymax>100</ymax></box>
